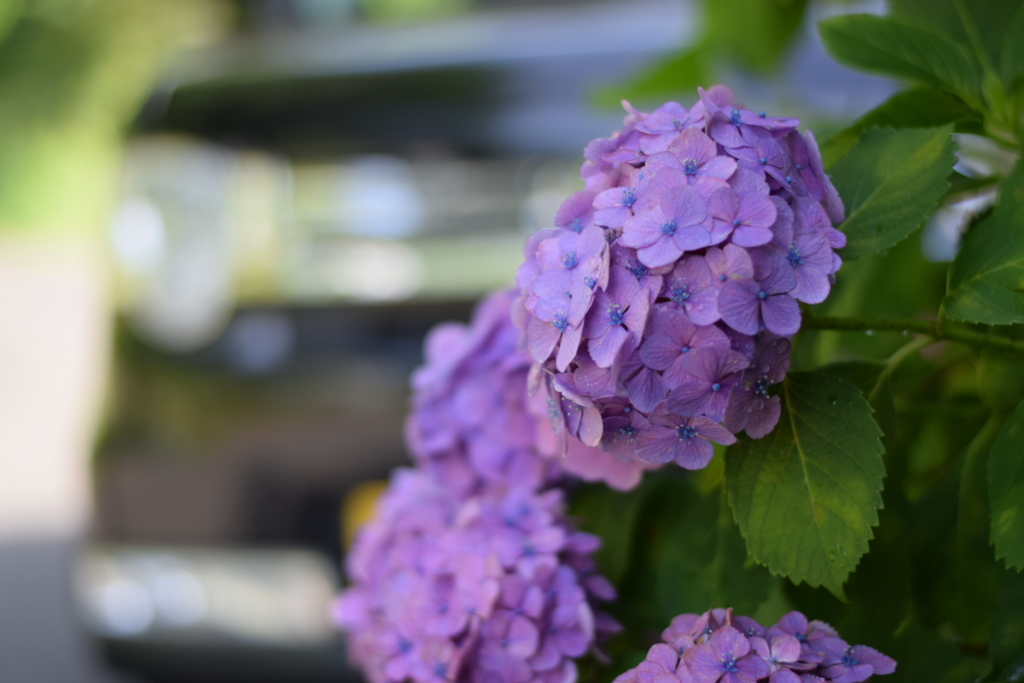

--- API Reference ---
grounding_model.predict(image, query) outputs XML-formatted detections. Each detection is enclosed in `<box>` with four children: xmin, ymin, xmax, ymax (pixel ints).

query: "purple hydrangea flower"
<box><xmin>517</xmin><ymin>86</ymin><xmax>846</xmax><ymax>478</ymax></box>
<box><xmin>334</xmin><ymin>469</ymin><xmax>618</xmax><ymax>683</ymax></box>
<box><xmin>614</xmin><ymin>609</ymin><xmax>895</xmax><ymax>683</ymax></box>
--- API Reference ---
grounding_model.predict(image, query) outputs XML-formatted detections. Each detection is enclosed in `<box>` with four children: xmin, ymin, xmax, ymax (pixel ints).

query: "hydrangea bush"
<box><xmin>518</xmin><ymin>86</ymin><xmax>844</xmax><ymax>471</ymax></box>
<box><xmin>337</xmin><ymin>1</ymin><xmax>1024</xmax><ymax>678</ymax></box>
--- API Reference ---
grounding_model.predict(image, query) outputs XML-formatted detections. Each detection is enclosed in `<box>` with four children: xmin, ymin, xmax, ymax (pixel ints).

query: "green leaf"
<box><xmin>592</xmin><ymin>47</ymin><xmax>709</xmax><ymax>109</ymax></box>
<box><xmin>820</xmin><ymin>88</ymin><xmax>975</xmax><ymax>166</ymax></box>
<box><xmin>828</xmin><ymin>125</ymin><xmax>956</xmax><ymax>259</ymax></box>
<box><xmin>1001</xmin><ymin>2</ymin><xmax>1024</xmax><ymax>87</ymax></box>
<box><xmin>705</xmin><ymin>0</ymin><xmax>808</xmax><ymax>74</ymax></box>
<box><xmin>992</xmin><ymin>571</ymin><xmax>1024</xmax><ymax>680</ymax></box>
<box><xmin>654</xmin><ymin>485</ymin><xmax>774</xmax><ymax>619</ymax></box>
<box><xmin>571</xmin><ymin>479</ymin><xmax>653</xmax><ymax>585</ymax></box>
<box><xmin>726</xmin><ymin>371</ymin><xmax>886</xmax><ymax>598</ymax></box>
<box><xmin>945</xmin><ymin>159</ymin><xmax>1024</xmax><ymax>324</ymax></box>
<box><xmin>990</xmin><ymin>398</ymin><xmax>1024</xmax><ymax>570</ymax></box>
<box><xmin>817</xmin><ymin>360</ymin><xmax>898</xmax><ymax>456</ymax></box>
<box><xmin>818</xmin><ymin>14</ymin><xmax>982</xmax><ymax>106</ymax></box>
<box><xmin>891</xmin><ymin>0</ymin><xmax>1023</xmax><ymax>79</ymax></box>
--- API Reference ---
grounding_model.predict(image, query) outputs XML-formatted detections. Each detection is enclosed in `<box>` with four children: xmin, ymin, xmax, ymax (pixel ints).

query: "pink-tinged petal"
<box><xmin>638</xmin><ymin>237</ymin><xmax>685</xmax><ymax>268</ymax></box>
<box><xmin>648</xmin><ymin>643</ymin><xmax>682</xmax><ymax>671</ymax></box>
<box><xmin>738</xmin><ymin>192</ymin><xmax>777</xmax><ymax>227</ymax></box>
<box><xmin>711</xmin><ymin>625</ymin><xmax>751</xmax><ymax>658</ymax></box>
<box><xmin>773</xmin><ymin>612</ymin><xmax>809</xmax><ymax>638</ymax></box>
<box><xmin>527</xmin><ymin>316</ymin><xmax>560</xmax><ymax>363</ymax></box>
<box><xmin>554</xmin><ymin>323</ymin><xmax>584</xmax><ymax>372</ymax></box>
<box><xmin>729</xmin><ymin>167</ymin><xmax>770</xmax><ymax>195</ymax></box>
<box><xmin>701</xmin><ymin>155</ymin><xmax>738</xmax><ymax>181</ymax></box>
<box><xmin>672</xmin><ymin>221</ymin><xmax>716</xmax><ymax>252</ymax></box>
<box><xmin>507</xmin><ymin>614</ymin><xmax>540</xmax><ymax>658</ymax></box>
<box><xmin>736</xmin><ymin>653</ymin><xmax>771</xmax><ymax>681</ymax></box>
<box><xmin>708</xmin><ymin>186</ymin><xmax>739</xmax><ymax>223</ymax></box>
<box><xmin>687</xmin><ymin>286</ymin><xmax>722</xmax><ymax>325</ymax></box>
<box><xmin>684</xmin><ymin>643</ymin><xmax>727</xmax><ymax>683</ymax></box>
<box><xmin>761</xmin><ymin>295</ymin><xmax>801</xmax><ymax>336</ymax></box>
<box><xmin>772</xmin><ymin>635</ymin><xmax>803</xmax><ymax>664</ymax></box>
<box><xmin>589</xmin><ymin>323</ymin><xmax>629</xmax><ymax>368</ymax></box>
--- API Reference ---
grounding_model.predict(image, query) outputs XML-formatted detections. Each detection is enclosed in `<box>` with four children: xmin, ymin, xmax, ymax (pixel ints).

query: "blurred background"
<box><xmin>0</xmin><ymin>0</ymin><xmax>892</xmax><ymax>681</ymax></box>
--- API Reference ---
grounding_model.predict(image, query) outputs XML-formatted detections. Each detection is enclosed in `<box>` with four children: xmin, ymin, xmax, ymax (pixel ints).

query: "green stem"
<box><xmin>868</xmin><ymin>335</ymin><xmax>936</xmax><ymax>404</ymax></box>
<box><xmin>803</xmin><ymin>312</ymin><xmax>1024</xmax><ymax>354</ymax></box>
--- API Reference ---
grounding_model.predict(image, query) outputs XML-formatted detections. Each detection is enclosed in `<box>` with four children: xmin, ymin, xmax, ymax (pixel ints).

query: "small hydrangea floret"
<box><xmin>517</xmin><ymin>86</ymin><xmax>846</xmax><ymax>474</ymax></box>
<box><xmin>613</xmin><ymin>608</ymin><xmax>896</xmax><ymax>683</ymax></box>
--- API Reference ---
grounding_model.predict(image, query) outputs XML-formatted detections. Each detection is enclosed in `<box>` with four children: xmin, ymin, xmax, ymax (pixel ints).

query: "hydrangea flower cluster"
<box><xmin>407</xmin><ymin>289</ymin><xmax>652</xmax><ymax>492</ymax></box>
<box><xmin>336</xmin><ymin>290</ymin><xmax>622</xmax><ymax>682</ymax></box>
<box><xmin>517</xmin><ymin>86</ymin><xmax>846</xmax><ymax>471</ymax></box>
<box><xmin>614</xmin><ymin>608</ymin><xmax>896</xmax><ymax>683</ymax></box>
<box><xmin>335</xmin><ymin>469</ymin><xmax>619</xmax><ymax>683</ymax></box>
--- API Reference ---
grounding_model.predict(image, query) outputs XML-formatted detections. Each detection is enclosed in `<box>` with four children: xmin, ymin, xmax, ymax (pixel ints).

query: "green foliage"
<box><xmin>989</xmin><ymin>399</ymin><xmax>1024</xmax><ymax>570</ymax></box>
<box><xmin>594</xmin><ymin>0</ymin><xmax>807</xmax><ymax>107</ymax></box>
<box><xmin>820</xmin><ymin>88</ymin><xmax>976</xmax><ymax>164</ymax></box>
<box><xmin>991</xmin><ymin>571</ymin><xmax>1024</xmax><ymax>681</ymax></box>
<box><xmin>726</xmin><ymin>371</ymin><xmax>885</xmax><ymax>598</ymax></box>
<box><xmin>945</xmin><ymin>159</ymin><xmax>1024</xmax><ymax>323</ymax></box>
<box><xmin>818</xmin><ymin>14</ymin><xmax>983</xmax><ymax>106</ymax></box>
<box><xmin>826</xmin><ymin>125</ymin><xmax>956</xmax><ymax>259</ymax></box>
<box><xmin>1000</xmin><ymin>3</ymin><xmax>1024</xmax><ymax>88</ymax></box>
<box><xmin>586</xmin><ymin>0</ymin><xmax>1024</xmax><ymax>675</ymax></box>
<box><xmin>703</xmin><ymin>0</ymin><xmax>808</xmax><ymax>75</ymax></box>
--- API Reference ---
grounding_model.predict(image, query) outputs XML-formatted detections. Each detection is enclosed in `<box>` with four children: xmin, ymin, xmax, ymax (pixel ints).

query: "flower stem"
<box><xmin>802</xmin><ymin>312</ymin><xmax>1024</xmax><ymax>354</ymax></box>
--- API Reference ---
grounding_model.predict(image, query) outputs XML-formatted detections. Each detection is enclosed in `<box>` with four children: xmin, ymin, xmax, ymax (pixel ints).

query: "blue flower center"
<box><xmin>399</xmin><ymin>638</ymin><xmax>413</xmax><ymax>653</ymax></box>
<box><xmin>730</xmin><ymin>109</ymin><xmax>743</xmax><ymax>126</ymax></box>
<box><xmin>759</xmin><ymin>157</ymin><xmax>768</xmax><ymax>165</ymax></box>
<box><xmin>608</xmin><ymin>305</ymin><xmax>625</xmax><ymax>326</ymax></box>
<box><xmin>841</xmin><ymin>649</ymin><xmax>860</xmax><ymax>668</ymax></box>
<box><xmin>562</xmin><ymin>251</ymin><xmax>578</xmax><ymax>269</ymax></box>
<box><xmin>618</xmin><ymin>426</ymin><xmax>638</xmax><ymax>440</ymax></box>
<box><xmin>672</xmin><ymin>117</ymin><xmax>686</xmax><ymax>131</ymax></box>
<box><xmin>623</xmin><ymin>405</ymin><xmax>633</xmax><ymax>413</ymax></box>
<box><xmin>759</xmin><ymin>111</ymin><xmax>767</xmax><ymax>118</ymax></box>
<box><xmin>732</xmin><ymin>218</ymin><xmax>741</xmax><ymax>227</ymax></box>
<box><xmin>758</xmin><ymin>290</ymin><xmax>768</xmax><ymax>300</ymax></box>
<box><xmin>677</xmin><ymin>425</ymin><xmax>697</xmax><ymax>441</ymax></box>
<box><xmin>570</xmin><ymin>217</ymin><xmax>584</xmax><ymax>233</ymax></box>
<box><xmin>681</xmin><ymin>346</ymin><xmax>691</xmax><ymax>354</ymax></box>
<box><xmin>628</xmin><ymin>261</ymin><xmax>650</xmax><ymax>280</ymax></box>
<box><xmin>553</xmin><ymin>314</ymin><xmax>569</xmax><ymax>332</ymax></box>
<box><xmin>622</xmin><ymin>188</ymin><xmax>637</xmax><ymax>208</ymax></box>
<box><xmin>683</xmin><ymin>158</ymin><xmax>699</xmax><ymax>175</ymax></box>
<box><xmin>796</xmin><ymin>633</ymin><xmax>807</xmax><ymax>643</ymax></box>
<box><xmin>754</xmin><ymin>378</ymin><xmax>769</xmax><ymax>398</ymax></box>
<box><xmin>785</xmin><ymin>175</ymin><xmax>793</xmax><ymax>183</ymax></box>
<box><xmin>712</xmin><ymin>382</ymin><xmax>722</xmax><ymax>392</ymax></box>
<box><xmin>788</xmin><ymin>246</ymin><xmax>803</xmax><ymax>267</ymax></box>
<box><xmin>719</xmin><ymin>274</ymin><xmax>727</xmax><ymax>282</ymax></box>
<box><xmin>722</xmin><ymin>655</ymin><xmax>739</xmax><ymax>673</ymax></box>
<box><xmin>795</xmin><ymin>164</ymin><xmax>805</xmax><ymax>171</ymax></box>
<box><xmin>434</xmin><ymin>663</ymin><xmax>448</xmax><ymax>678</ymax></box>
<box><xmin>661</xmin><ymin>220</ymin><xmax>677</xmax><ymax>236</ymax></box>
<box><xmin>584</xmin><ymin>275</ymin><xmax>597</xmax><ymax>289</ymax></box>
<box><xmin>671</xmin><ymin>285</ymin><xmax>691</xmax><ymax>304</ymax></box>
